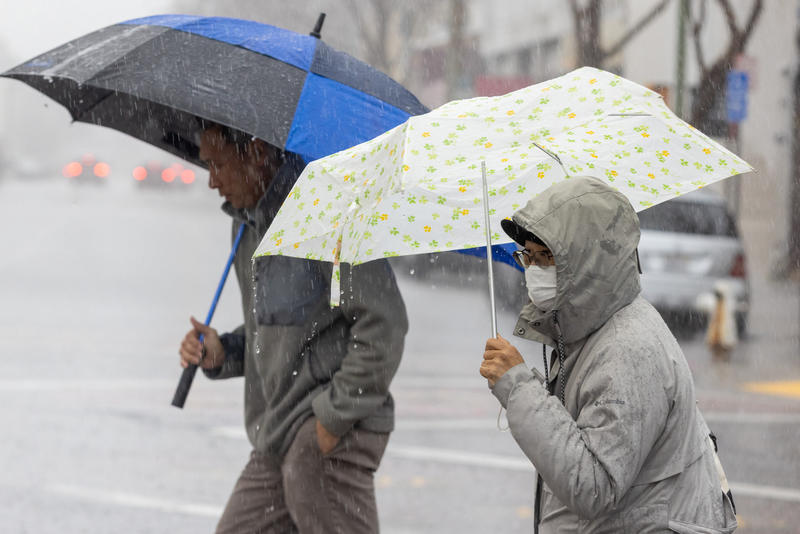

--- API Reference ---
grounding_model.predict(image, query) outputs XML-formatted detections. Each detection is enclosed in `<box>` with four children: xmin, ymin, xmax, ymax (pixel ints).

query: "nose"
<box><xmin>208</xmin><ymin>169</ymin><xmax>220</xmax><ymax>190</ymax></box>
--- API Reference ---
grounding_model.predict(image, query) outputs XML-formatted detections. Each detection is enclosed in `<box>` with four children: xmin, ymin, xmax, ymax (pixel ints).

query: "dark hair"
<box><xmin>198</xmin><ymin>120</ymin><xmax>255</xmax><ymax>156</ymax></box>
<box><xmin>525</xmin><ymin>231</ymin><xmax>547</xmax><ymax>247</ymax></box>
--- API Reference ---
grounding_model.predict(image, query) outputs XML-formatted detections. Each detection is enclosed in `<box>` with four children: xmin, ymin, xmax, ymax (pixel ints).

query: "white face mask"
<box><xmin>525</xmin><ymin>265</ymin><xmax>558</xmax><ymax>310</ymax></box>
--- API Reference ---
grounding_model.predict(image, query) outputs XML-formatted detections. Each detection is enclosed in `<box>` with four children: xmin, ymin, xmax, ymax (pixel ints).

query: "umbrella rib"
<box><xmin>535</xmin><ymin>111</ymin><xmax>659</xmax><ymax>175</ymax></box>
<box><xmin>72</xmin><ymin>89</ymin><xmax>115</xmax><ymax>122</ymax></box>
<box><xmin>531</xmin><ymin>142</ymin><xmax>570</xmax><ymax>176</ymax></box>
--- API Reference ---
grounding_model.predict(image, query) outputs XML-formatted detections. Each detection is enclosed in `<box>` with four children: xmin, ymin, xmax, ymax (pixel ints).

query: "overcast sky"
<box><xmin>0</xmin><ymin>0</ymin><xmax>175</xmax><ymax>64</ymax></box>
<box><xmin>0</xmin><ymin>0</ymin><xmax>192</xmax><ymax>167</ymax></box>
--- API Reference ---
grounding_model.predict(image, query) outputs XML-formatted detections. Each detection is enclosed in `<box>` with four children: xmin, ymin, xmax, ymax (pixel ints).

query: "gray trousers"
<box><xmin>215</xmin><ymin>416</ymin><xmax>390</xmax><ymax>534</ymax></box>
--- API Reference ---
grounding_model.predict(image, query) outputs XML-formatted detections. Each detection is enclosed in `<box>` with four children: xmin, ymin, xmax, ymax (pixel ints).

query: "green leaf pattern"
<box><xmin>254</xmin><ymin>67</ymin><xmax>753</xmax><ymax>269</ymax></box>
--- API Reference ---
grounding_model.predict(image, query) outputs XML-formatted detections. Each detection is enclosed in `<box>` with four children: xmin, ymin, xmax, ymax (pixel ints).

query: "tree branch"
<box><xmin>567</xmin><ymin>0</ymin><xmax>582</xmax><ymax>19</ymax></box>
<box><xmin>689</xmin><ymin>0</ymin><xmax>763</xmax><ymax>128</ymax></box>
<box><xmin>604</xmin><ymin>0</ymin><xmax>672</xmax><ymax>59</ymax></box>
<box><xmin>349</xmin><ymin>0</ymin><xmax>379</xmax><ymax>51</ymax></box>
<box><xmin>714</xmin><ymin>0</ymin><xmax>763</xmax><ymax>54</ymax></box>
<box><xmin>741</xmin><ymin>0</ymin><xmax>764</xmax><ymax>44</ymax></box>
<box><xmin>690</xmin><ymin>0</ymin><xmax>708</xmax><ymax>73</ymax></box>
<box><xmin>715</xmin><ymin>0</ymin><xmax>763</xmax><ymax>63</ymax></box>
<box><xmin>352</xmin><ymin>0</ymin><xmax>395</xmax><ymax>73</ymax></box>
<box><xmin>568</xmin><ymin>0</ymin><xmax>585</xmax><ymax>50</ymax></box>
<box><xmin>714</xmin><ymin>0</ymin><xmax>739</xmax><ymax>35</ymax></box>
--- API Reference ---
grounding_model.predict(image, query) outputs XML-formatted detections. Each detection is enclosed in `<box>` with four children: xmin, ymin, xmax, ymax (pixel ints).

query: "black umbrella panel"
<box><xmin>1</xmin><ymin>14</ymin><xmax>428</xmax><ymax>166</ymax></box>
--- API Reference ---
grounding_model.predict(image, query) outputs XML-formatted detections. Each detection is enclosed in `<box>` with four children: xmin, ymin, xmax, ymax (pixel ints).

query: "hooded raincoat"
<box><xmin>492</xmin><ymin>177</ymin><xmax>737</xmax><ymax>533</ymax></box>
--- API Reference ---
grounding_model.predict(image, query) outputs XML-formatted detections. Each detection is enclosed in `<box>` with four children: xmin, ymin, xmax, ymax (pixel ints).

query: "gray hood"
<box><xmin>510</xmin><ymin>176</ymin><xmax>641</xmax><ymax>345</ymax></box>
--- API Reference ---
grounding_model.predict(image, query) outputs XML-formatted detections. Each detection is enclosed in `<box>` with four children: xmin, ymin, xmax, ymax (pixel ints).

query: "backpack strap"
<box><xmin>709</xmin><ymin>432</ymin><xmax>736</xmax><ymax>514</ymax></box>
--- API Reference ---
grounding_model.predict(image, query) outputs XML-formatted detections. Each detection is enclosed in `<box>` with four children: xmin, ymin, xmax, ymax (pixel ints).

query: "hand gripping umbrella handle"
<box><xmin>171</xmin><ymin>223</ymin><xmax>247</xmax><ymax>408</ymax></box>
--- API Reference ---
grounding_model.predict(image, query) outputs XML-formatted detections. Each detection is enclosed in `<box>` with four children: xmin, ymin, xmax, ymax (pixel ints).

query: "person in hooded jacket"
<box><xmin>480</xmin><ymin>176</ymin><xmax>737</xmax><ymax>533</ymax></box>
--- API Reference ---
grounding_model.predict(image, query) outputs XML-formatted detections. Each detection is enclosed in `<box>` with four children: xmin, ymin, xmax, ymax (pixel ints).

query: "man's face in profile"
<box><xmin>199</xmin><ymin>127</ymin><xmax>272</xmax><ymax>210</ymax></box>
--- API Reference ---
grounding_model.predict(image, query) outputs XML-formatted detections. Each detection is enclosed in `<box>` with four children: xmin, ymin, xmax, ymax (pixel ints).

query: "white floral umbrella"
<box><xmin>254</xmin><ymin>67</ymin><xmax>752</xmax><ymax>307</ymax></box>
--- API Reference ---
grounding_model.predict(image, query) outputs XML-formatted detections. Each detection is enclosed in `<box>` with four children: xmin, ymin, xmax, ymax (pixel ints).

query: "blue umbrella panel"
<box><xmin>457</xmin><ymin>243</ymin><xmax>523</xmax><ymax>272</ymax></box>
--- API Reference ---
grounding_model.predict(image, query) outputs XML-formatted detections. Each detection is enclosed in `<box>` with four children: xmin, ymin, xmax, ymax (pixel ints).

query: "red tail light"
<box><xmin>62</xmin><ymin>161</ymin><xmax>83</xmax><ymax>178</ymax></box>
<box><xmin>161</xmin><ymin>168</ymin><xmax>177</xmax><ymax>183</ymax></box>
<box><xmin>180</xmin><ymin>169</ymin><xmax>195</xmax><ymax>184</ymax></box>
<box><xmin>730</xmin><ymin>253</ymin><xmax>746</xmax><ymax>278</ymax></box>
<box><xmin>93</xmin><ymin>162</ymin><xmax>110</xmax><ymax>178</ymax></box>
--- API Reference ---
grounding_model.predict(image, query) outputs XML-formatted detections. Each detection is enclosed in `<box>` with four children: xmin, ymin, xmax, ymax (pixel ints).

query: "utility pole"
<box><xmin>790</xmin><ymin>23</ymin><xmax>800</xmax><ymax>278</ymax></box>
<box><xmin>445</xmin><ymin>0</ymin><xmax>467</xmax><ymax>101</ymax></box>
<box><xmin>675</xmin><ymin>0</ymin><xmax>688</xmax><ymax>118</ymax></box>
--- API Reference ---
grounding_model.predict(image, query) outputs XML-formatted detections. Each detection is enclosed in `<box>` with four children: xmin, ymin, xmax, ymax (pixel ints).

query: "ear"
<box><xmin>248</xmin><ymin>139</ymin><xmax>282</xmax><ymax>168</ymax></box>
<box><xmin>245</xmin><ymin>138</ymin><xmax>265</xmax><ymax>163</ymax></box>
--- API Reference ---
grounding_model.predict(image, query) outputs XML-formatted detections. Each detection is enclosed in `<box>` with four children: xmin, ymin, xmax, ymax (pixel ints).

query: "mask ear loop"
<box><xmin>497</xmin><ymin>344</ymin><xmax>550</xmax><ymax>432</ymax></box>
<box><xmin>495</xmin><ymin>336</ymin><xmax>514</xmax><ymax>431</ymax></box>
<box><xmin>496</xmin><ymin>405</ymin><xmax>509</xmax><ymax>432</ymax></box>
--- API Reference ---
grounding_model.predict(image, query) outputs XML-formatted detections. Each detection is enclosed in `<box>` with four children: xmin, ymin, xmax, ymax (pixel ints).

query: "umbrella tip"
<box><xmin>310</xmin><ymin>12</ymin><xmax>326</xmax><ymax>39</ymax></box>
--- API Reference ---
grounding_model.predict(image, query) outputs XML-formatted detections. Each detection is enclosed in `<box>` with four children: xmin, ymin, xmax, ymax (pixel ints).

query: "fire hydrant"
<box><xmin>704</xmin><ymin>281</ymin><xmax>738</xmax><ymax>361</ymax></box>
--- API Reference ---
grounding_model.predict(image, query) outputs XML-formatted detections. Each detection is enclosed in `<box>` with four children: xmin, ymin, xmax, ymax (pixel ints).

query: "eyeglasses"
<box><xmin>512</xmin><ymin>249</ymin><xmax>554</xmax><ymax>269</ymax></box>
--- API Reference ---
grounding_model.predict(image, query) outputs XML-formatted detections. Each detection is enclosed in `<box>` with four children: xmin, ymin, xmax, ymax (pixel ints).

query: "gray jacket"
<box><xmin>205</xmin><ymin>154</ymin><xmax>408</xmax><ymax>457</ymax></box>
<box><xmin>492</xmin><ymin>177</ymin><xmax>737</xmax><ymax>533</ymax></box>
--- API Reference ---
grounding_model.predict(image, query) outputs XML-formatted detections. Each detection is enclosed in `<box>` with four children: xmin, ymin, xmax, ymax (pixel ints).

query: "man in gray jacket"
<box><xmin>480</xmin><ymin>177</ymin><xmax>737</xmax><ymax>533</ymax></box>
<box><xmin>179</xmin><ymin>125</ymin><xmax>408</xmax><ymax>533</ymax></box>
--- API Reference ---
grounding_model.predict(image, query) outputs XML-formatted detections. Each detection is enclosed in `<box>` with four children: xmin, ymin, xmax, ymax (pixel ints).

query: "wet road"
<box><xmin>0</xmin><ymin>177</ymin><xmax>798</xmax><ymax>533</ymax></box>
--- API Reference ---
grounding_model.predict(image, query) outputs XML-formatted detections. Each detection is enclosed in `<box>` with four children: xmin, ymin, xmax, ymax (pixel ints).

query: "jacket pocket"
<box><xmin>668</xmin><ymin>519</ymin><xmax>737</xmax><ymax>534</ymax></box>
<box><xmin>667</xmin><ymin>487</ymin><xmax>738</xmax><ymax>534</ymax></box>
<box><xmin>669</xmin><ymin>491</ymin><xmax>736</xmax><ymax>534</ymax></box>
<box><xmin>308</xmin><ymin>327</ymin><xmax>349</xmax><ymax>383</ymax></box>
<box><xmin>255</xmin><ymin>256</ymin><xmax>327</xmax><ymax>326</ymax></box>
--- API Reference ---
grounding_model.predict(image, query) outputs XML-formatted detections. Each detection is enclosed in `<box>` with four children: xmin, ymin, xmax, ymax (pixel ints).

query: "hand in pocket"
<box><xmin>315</xmin><ymin>418</ymin><xmax>341</xmax><ymax>455</ymax></box>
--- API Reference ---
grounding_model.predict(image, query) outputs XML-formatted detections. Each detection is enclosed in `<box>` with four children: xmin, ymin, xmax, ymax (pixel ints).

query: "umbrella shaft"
<box><xmin>481</xmin><ymin>161</ymin><xmax>498</xmax><ymax>338</ymax></box>
<box><xmin>171</xmin><ymin>223</ymin><xmax>247</xmax><ymax>409</ymax></box>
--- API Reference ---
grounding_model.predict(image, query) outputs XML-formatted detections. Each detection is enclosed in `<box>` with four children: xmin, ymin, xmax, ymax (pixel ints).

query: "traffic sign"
<box><xmin>726</xmin><ymin>70</ymin><xmax>749</xmax><ymax>123</ymax></box>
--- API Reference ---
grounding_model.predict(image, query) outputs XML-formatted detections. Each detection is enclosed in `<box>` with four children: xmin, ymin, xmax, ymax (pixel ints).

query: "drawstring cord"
<box><xmin>552</xmin><ymin>310</ymin><xmax>567</xmax><ymax>406</ymax></box>
<box><xmin>498</xmin><ymin>311</ymin><xmax>566</xmax><ymax>431</ymax></box>
<box><xmin>542</xmin><ymin>343</ymin><xmax>549</xmax><ymax>385</ymax></box>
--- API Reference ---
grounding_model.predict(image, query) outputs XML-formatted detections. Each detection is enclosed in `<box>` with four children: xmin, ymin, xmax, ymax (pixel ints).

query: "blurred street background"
<box><xmin>1</xmin><ymin>0</ymin><xmax>799</xmax><ymax>532</ymax></box>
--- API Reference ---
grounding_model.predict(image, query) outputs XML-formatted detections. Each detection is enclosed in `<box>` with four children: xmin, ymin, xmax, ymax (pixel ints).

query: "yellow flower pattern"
<box><xmin>253</xmin><ymin>67</ymin><xmax>753</xmax><ymax>287</ymax></box>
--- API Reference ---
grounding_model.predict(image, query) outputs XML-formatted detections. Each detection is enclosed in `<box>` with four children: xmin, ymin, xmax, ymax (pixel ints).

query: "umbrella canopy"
<box><xmin>1</xmin><ymin>14</ymin><xmax>427</xmax><ymax>166</ymax></box>
<box><xmin>254</xmin><ymin>67</ymin><xmax>751</xmax><ymax>274</ymax></box>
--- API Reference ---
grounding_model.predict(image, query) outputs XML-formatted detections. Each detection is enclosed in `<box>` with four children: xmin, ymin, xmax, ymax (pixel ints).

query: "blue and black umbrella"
<box><xmin>1</xmin><ymin>14</ymin><xmax>427</xmax><ymax>166</ymax></box>
<box><xmin>1</xmin><ymin>14</ymin><xmax>428</xmax><ymax>408</ymax></box>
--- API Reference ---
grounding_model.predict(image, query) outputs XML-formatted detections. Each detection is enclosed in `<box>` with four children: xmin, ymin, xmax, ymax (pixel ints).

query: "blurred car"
<box><xmin>390</xmin><ymin>249</ymin><xmax>528</xmax><ymax>314</ymax></box>
<box><xmin>63</xmin><ymin>154</ymin><xmax>111</xmax><ymax>185</ymax></box>
<box><xmin>392</xmin><ymin>189</ymin><xmax>749</xmax><ymax>334</ymax></box>
<box><xmin>637</xmin><ymin>189</ymin><xmax>749</xmax><ymax>335</ymax></box>
<box><xmin>133</xmin><ymin>160</ymin><xmax>198</xmax><ymax>189</ymax></box>
<box><xmin>11</xmin><ymin>156</ymin><xmax>49</xmax><ymax>179</ymax></box>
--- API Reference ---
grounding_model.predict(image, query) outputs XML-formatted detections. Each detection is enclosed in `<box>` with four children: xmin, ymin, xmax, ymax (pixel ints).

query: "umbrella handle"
<box><xmin>481</xmin><ymin>161</ymin><xmax>498</xmax><ymax>338</ymax></box>
<box><xmin>171</xmin><ymin>223</ymin><xmax>247</xmax><ymax>408</ymax></box>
